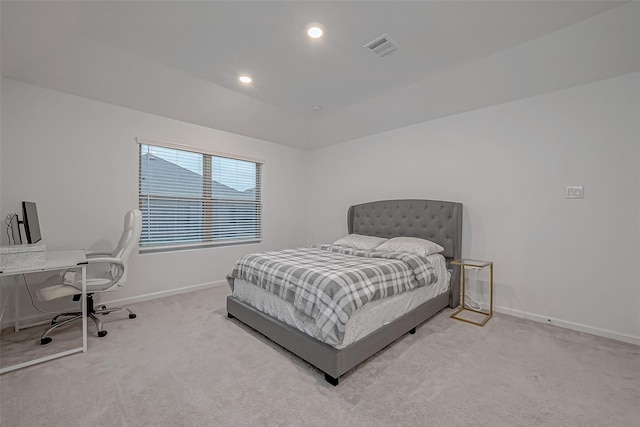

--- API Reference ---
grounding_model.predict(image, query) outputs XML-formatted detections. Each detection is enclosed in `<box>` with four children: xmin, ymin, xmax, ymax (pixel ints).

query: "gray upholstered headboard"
<box><xmin>347</xmin><ymin>199</ymin><xmax>463</xmax><ymax>308</ymax></box>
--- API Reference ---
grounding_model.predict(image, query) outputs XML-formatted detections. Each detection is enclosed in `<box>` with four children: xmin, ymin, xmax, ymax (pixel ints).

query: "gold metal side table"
<box><xmin>450</xmin><ymin>259</ymin><xmax>493</xmax><ymax>326</ymax></box>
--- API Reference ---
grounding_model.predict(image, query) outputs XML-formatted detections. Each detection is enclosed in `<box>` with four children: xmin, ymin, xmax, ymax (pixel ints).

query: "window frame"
<box><xmin>137</xmin><ymin>138</ymin><xmax>263</xmax><ymax>253</ymax></box>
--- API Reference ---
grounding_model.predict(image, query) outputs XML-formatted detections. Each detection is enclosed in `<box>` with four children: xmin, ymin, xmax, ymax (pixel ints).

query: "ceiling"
<box><xmin>2</xmin><ymin>1</ymin><xmax>639</xmax><ymax>150</ymax></box>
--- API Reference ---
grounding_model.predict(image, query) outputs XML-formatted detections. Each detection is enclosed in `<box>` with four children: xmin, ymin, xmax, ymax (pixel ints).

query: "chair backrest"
<box><xmin>110</xmin><ymin>209</ymin><xmax>142</xmax><ymax>285</ymax></box>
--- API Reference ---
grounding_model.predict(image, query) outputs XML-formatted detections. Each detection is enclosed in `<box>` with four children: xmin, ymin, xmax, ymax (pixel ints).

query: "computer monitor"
<box><xmin>21</xmin><ymin>201</ymin><xmax>42</xmax><ymax>244</ymax></box>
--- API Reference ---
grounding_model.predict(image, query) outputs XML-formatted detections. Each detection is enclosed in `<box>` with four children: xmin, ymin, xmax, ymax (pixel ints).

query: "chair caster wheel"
<box><xmin>98</xmin><ymin>331</ymin><xmax>108</xmax><ymax>337</ymax></box>
<box><xmin>41</xmin><ymin>337</ymin><xmax>52</xmax><ymax>345</ymax></box>
<box><xmin>129</xmin><ymin>313</ymin><xmax>137</xmax><ymax>319</ymax></box>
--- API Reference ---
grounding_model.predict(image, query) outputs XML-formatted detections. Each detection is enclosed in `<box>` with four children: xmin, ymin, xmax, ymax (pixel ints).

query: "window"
<box><xmin>138</xmin><ymin>141</ymin><xmax>262</xmax><ymax>251</ymax></box>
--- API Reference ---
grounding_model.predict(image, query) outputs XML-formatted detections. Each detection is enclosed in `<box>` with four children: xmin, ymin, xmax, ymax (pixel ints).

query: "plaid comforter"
<box><xmin>227</xmin><ymin>244</ymin><xmax>437</xmax><ymax>345</ymax></box>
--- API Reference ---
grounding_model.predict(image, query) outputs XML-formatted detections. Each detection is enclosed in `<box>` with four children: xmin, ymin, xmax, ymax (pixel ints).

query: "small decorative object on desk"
<box><xmin>450</xmin><ymin>259</ymin><xmax>493</xmax><ymax>326</ymax></box>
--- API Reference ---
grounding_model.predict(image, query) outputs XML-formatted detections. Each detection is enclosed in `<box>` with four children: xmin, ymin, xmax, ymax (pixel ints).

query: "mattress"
<box><xmin>232</xmin><ymin>253</ymin><xmax>450</xmax><ymax>349</ymax></box>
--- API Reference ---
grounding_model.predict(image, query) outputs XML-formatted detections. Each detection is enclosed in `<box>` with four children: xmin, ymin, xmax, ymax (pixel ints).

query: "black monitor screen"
<box><xmin>22</xmin><ymin>201</ymin><xmax>42</xmax><ymax>244</ymax></box>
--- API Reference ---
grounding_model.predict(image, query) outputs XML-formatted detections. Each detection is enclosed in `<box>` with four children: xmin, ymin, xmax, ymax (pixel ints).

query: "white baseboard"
<box><xmin>96</xmin><ymin>280</ymin><xmax>227</xmax><ymax>307</ymax></box>
<box><xmin>0</xmin><ymin>280</ymin><xmax>227</xmax><ymax>331</ymax></box>
<box><xmin>494</xmin><ymin>305</ymin><xmax>640</xmax><ymax>346</ymax></box>
<box><xmin>5</xmin><ymin>282</ymin><xmax>638</xmax><ymax>346</ymax></box>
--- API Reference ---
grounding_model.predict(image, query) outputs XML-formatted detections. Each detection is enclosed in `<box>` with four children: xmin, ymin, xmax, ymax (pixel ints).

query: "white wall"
<box><xmin>2</xmin><ymin>74</ymin><xmax>639</xmax><ymax>344</ymax></box>
<box><xmin>1</xmin><ymin>78</ymin><xmax>309</xmax><ymax>318</ymax></box>
<box><xmin>307</xmin><ymin>72</ymin><xmax>640</xmax><ymax>344</ymax></box>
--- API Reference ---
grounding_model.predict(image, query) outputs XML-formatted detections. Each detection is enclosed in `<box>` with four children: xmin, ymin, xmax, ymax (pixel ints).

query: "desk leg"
<box><xmin>82</xmin><ymin>265</ymin><xmax>87</xmax><ymax>353</ymax></box>
<box><xmin>14</xmin><ymin>276</ymin><xmax>20</xmax><ymax>332</ymax></box>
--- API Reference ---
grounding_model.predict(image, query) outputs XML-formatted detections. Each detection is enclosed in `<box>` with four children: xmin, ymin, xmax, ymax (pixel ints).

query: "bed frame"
<box><xmin>226</xmin><ymin>199</ymin><xmax>463</xmax><ymax>385</ymax></box>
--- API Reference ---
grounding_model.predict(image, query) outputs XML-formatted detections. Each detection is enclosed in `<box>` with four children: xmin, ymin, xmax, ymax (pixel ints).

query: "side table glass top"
<box><xmin>451</xmin><ymin>259</ymin><xmax>492</xmax><ymax>268</ymax></box>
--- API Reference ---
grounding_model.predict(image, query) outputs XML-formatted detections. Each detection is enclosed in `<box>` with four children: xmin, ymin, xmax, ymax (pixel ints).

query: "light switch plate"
<box><xmin>565</xmin><ymin>186</ymin><xmax>584</xmax><ymax>199</ymax></box>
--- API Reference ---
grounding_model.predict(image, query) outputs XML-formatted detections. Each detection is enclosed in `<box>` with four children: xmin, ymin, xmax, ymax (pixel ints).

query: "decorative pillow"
<box><xmin>332</xmin><ymin>234</ymin><xmax>388</xmax><ymax>250</ymax></box>
<box><xmin>377</xmin><ymin>237</ymin><xmax>444</xmax><ymax>257</ymax></box>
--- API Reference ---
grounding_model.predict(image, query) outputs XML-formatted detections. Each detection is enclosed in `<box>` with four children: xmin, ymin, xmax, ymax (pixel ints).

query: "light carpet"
<box><xmin>1</xmin><ymin>285</ymin><xmax>639</xmax><ymax>427</ymax></box>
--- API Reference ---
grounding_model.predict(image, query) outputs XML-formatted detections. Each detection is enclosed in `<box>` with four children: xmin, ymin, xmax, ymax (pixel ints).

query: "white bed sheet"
<box><xmin>232</xmin><ymin>253</ymin><xmax>450</xmax><ymax>349</ymax></box>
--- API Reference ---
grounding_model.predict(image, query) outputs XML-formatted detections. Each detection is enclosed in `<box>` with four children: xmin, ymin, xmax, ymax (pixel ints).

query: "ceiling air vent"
<box><xmin>364</xmin><ymin>34</ymin><xmax>399</xmax><ymax>58</ymax></box>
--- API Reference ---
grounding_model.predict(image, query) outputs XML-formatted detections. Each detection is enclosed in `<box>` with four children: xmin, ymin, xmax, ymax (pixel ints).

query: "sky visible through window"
<box><xmin>147</xmin><ymin>146</ymin><xmax>256</xmax><ymax>191</ymax></box>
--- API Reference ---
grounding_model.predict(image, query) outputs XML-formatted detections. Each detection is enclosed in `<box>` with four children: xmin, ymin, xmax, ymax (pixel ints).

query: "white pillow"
<box><xmin>377</xmin><ymin>237</ymin><xmax>444</xmax><ymax>257</ymax></box>
<box><xmin>333</xmin><ymin>234</ymin><xmax>388</xmax><ymax>250</ymax></box>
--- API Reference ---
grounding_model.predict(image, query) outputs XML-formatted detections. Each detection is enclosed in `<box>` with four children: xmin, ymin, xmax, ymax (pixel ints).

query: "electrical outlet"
<box><xmin>565</xmin><ymin>186</ymin><xmax>584</xmax><ymax>199</ymax></box>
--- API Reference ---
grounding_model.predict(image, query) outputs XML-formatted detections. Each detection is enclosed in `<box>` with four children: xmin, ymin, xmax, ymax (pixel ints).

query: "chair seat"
<box><xmin>36</xmin><ymin>278</ymin><xmax>119</xmax><ymax>301</ymax></box>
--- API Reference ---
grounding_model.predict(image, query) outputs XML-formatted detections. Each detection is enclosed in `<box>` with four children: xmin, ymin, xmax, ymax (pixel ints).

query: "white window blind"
<box><xmin>139</xmin><ymin>143</ymin><xmax>262</xmax><ymax>251</ymax></box>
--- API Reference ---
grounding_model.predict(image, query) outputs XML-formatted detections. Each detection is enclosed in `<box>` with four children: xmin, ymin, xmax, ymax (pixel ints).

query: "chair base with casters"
<box><xmin>40</xmin><ymin>293</ymin><xmax>136</xmax><ymax>345</ymax></box>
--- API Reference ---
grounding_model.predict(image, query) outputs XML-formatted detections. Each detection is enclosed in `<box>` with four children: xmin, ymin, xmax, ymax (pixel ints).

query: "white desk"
<box><xmin>0</xmin><ymin>249</ymin><xmax>87</xmax><ymax>374</ymax></box>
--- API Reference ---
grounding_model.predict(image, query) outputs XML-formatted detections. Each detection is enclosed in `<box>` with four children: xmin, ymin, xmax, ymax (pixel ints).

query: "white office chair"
<box><xmin>36</xmin><ymin>209</ymin><xmax>142</xmax><ymax>345</ymax></box>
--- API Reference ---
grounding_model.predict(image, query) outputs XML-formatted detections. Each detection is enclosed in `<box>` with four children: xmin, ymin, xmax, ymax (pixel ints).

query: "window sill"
<box><xmin>139</xmin><ymin>239</ymin><xmax>262</xmax><ymax>254</ymax></box>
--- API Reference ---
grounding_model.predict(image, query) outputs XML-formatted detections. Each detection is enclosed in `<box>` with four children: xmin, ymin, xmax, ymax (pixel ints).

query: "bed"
<box><xmin>226</xmin><ymin>199</ymin><xmax>462</xmax><ymax>385</ymax></box>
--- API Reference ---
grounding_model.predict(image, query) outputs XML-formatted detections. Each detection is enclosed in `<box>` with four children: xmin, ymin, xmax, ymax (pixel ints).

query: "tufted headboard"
<box><xmin>347</xmin><ymin>199</ymin><xmax>463</xmax><ymax>308</ymax></box>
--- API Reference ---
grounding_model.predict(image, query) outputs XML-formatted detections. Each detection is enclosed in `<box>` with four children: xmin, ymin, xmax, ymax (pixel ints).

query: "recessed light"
<box><xmin>311</xmin><ymin>105</ymin><xmax>322</xmax><ymax>111</ymax></box>
<box><xmin>238</xmin><ymin>75</ymin><xmax>252</xmax><ymax>84</ymax></box>
<box><xmin>307</xmin><ymin>25</ymin><xmax>323</xmax><ymax>39</ymax></box>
